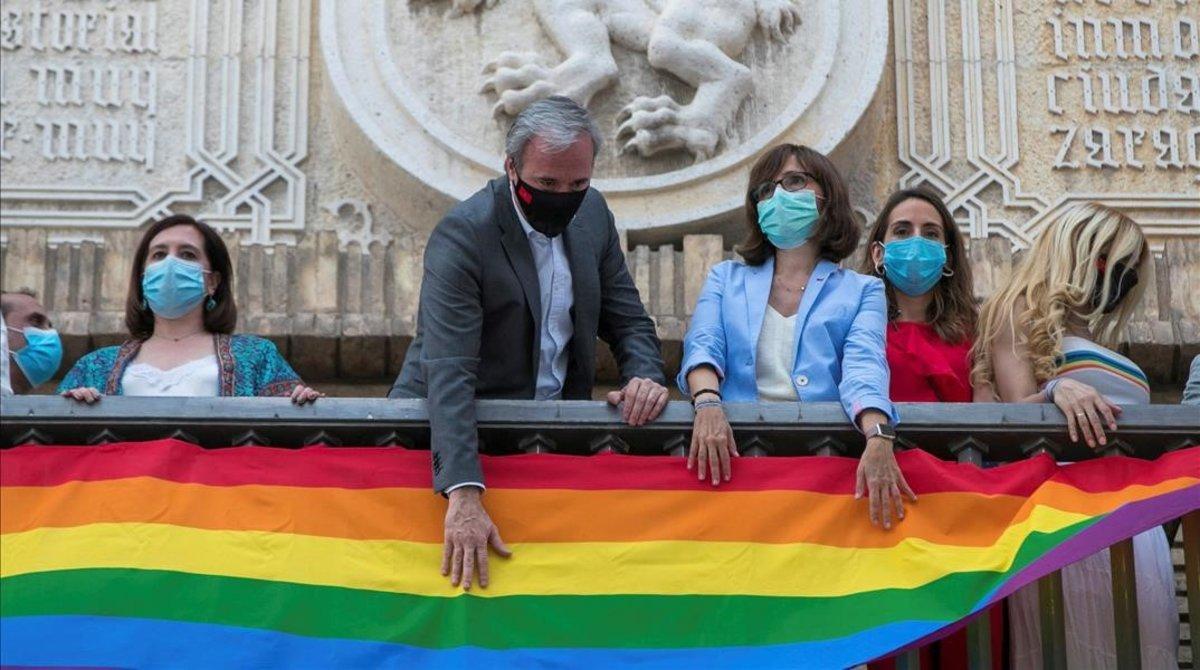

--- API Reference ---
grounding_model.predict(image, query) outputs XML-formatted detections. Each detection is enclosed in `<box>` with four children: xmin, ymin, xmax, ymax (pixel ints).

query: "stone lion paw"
<box><xmin>480</xmin><ymin>52</ymin><xmax>562</xmax><ymax>117</ymax></box>
<box><xmin>448</xmin><ymin>0</ymin><xmax>497</xmax><ymax>17</ymax></box>
<box><xmin>615</xmin><ymin>95</ymin><xmax>720</xmax><ymax>160</ymax></box>
<box><xmin>756</xmin><ymin>0</ymin><xmax>802</xmax><ymax>42</ymax></box>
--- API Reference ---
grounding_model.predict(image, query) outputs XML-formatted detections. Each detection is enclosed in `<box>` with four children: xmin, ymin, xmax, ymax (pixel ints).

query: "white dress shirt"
<box><xmin>512</xmin><ymin>188</ymin><xmax>575</xmax><ymax>401</ymax></box>
<box><xmin>1</xmin><ymin>313</ymin><xmax>12</xmax><ymax>396</ymax></box>
<box><xmin>445</xmin><ymin>188</ymin><xmax>577</xmax><ymax>495</ymax></box>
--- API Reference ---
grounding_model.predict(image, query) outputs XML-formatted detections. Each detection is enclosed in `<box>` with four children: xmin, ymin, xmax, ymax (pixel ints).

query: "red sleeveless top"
<box><xmin>873</xmin><ymin>322</ymin><xmax>1008</xmax><ymax>670</ymax></box>
<box><xmin>886</xmin><ymin>321</ymin><xmax>972</xmax><ymax>403</ymax></box>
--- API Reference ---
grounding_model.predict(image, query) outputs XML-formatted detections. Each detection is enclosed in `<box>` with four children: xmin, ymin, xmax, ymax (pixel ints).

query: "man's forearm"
<box><xmin>614</xmin><ymin>323</ymin><xmax>666</xmax><ymax>385</ymax></box>
<box><xmin>423</xmin><ymin>361</ymin><xmax>484</xmax><ymax>493</ymax></box>
<box><xmin>448</xmin><ymin>485</ymin><xmax>482</xmax><ymax>502</ymax></box>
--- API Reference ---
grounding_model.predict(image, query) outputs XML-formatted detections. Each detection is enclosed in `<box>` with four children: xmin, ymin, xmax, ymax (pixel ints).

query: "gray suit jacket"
<box><xmin>1184</xmin><ymin>355</ymin><xmax>1200</xmax><ymax>406</ymax></box>
<box><xmin>389</xmin><ymin>177</ymin><xmax>665</xmax><ymax>491</ymax></box>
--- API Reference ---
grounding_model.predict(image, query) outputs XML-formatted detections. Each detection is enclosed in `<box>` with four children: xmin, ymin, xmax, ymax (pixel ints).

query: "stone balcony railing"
<box><xmin>1</xmin><ymin>396</ymin><xmax>1196</xmax><ymax>459</ymax></box>
<box><xmin>1</xmin><ymin>230</ymin><xmax>1197</xmax><ymax>386</ymax></box>
<box><xmin>0</xmin><ymin>396</ymin><xmax>1198</xmax><ymax>668</ymax></box>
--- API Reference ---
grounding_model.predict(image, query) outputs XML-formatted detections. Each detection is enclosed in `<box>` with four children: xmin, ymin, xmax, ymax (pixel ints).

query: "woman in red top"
<box><xmin>860</xmin><ymin>187</ymin><xmax>1001</xmax><ymax>668</ymax></box>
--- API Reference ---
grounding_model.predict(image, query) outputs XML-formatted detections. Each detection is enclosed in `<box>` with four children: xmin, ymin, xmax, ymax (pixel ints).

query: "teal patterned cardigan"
<box><xmin>57</xmin><ymin>334</ymin><xmax>302</xmax><ymax>397</ymax></box>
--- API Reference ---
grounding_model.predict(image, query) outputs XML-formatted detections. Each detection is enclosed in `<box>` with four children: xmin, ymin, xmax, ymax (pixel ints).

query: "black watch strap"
<box><xmin>871</xmin><ymin>424</ymin><xmax>897</xmax><ymax>440</ymax></box>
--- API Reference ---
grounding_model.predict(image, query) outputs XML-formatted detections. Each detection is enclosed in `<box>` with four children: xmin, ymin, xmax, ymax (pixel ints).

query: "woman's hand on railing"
<box><xmin>856</xmin><ymin>437</ymin><xmax>916</xmax><ymax>530</ymax></box>
<box><xmin>289</xmin><ymin>384</ymin><xmax>325</xmax><ymax>405</ymax></box>
<box><xmin>687</xmin><ymin>400</ymin><xmax>738</xmax><ymax>486</ymax></box>
<box><xmin>61</xmin><ymin>387</ymin><xmax>102</xmax><ymax>404</ymax></box>
<box><xmin>1045</xmin><ymin>378</ymin><xmax>1121</xmax><ymax>449</ymax></box>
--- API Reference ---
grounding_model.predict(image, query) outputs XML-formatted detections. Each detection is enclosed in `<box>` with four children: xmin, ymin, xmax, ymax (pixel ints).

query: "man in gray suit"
<box><xmin>390</xmin><ymin>97</ymin><xmax>668</xmax><ymax>590</ymax></box>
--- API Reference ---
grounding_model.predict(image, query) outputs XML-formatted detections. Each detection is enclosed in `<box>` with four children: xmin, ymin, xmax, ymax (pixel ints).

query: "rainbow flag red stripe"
<box><xmin>1</xmin><ymin>440</ymin><xmax>1196</xmax><ymax>668</ymax></box>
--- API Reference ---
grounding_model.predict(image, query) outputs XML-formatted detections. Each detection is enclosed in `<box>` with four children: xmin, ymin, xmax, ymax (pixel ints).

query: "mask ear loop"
<box><xmin>941</xmin><ymin>266</ymin><xmax>954</xmax><ymax>277</ymax></box>
<box><xmin>5</xmin><ymin>327</ymin><xmax>28</xmax><ymax>355</ymax></box>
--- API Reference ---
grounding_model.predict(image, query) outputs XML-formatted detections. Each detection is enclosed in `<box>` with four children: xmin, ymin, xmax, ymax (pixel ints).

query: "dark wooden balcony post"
<box><xmin>1102</xmin><ymin>441</ymin><xmax>1141</xmax><ymax>670</ymax></box>
<box><xmin>1183</xmin><ymin>510</ymin><xmax>1200</xmax><ymax>663</ymax></box>
<box><xmin>951</xmin><ymin>437</ymin><xmax>993</xmax><ymax>670</ymax></box>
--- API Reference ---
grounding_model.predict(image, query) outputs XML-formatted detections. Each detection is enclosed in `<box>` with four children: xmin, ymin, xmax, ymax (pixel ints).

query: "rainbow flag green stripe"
<box><xmin>1</xmin><ymin>440</ymin><xmax>1196</xmax><ymax>668</ymax></box>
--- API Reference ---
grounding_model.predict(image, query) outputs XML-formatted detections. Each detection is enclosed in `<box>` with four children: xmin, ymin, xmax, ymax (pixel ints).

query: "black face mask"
<box><xmin>513</xmin><ymin>176</ymin><xmax>587</xmax><ymax>238</ymax></box>
<box><xmin>1091</xmin><ymin>260</ymin><xmax>1138</xmax><ymax>314</ymax></box>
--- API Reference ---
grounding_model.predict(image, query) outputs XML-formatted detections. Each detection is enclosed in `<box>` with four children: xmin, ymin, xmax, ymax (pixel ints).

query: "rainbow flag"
<box><xmin>1</xmin><ymin>440</ymin><xmax>1196</xmax><ymax>668</ymax></box>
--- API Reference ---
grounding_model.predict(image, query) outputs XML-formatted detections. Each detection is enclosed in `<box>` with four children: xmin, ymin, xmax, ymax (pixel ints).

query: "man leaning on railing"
<box><xmin>387</xmin><ymin>97</ymin><xmax>669</xmax><ymax>592</ymax></box>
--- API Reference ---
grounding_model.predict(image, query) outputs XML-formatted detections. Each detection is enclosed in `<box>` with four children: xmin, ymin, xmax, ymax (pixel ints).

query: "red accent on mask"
<box><xmin>517</xmin><ymin>185</ymin><xmax>533</xmax><ymax>205</ymax></box>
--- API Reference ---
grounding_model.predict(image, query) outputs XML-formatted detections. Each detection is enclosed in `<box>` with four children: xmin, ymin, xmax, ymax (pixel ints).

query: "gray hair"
<box><xmin>505</xmin><ymin>96</ymin><xmax>603</xmax><ymax>171</ymax></box>
<box><xmin>0</xmin><ymin>287</ymin><xmax>38</xmax><ymax>317</ymax></box>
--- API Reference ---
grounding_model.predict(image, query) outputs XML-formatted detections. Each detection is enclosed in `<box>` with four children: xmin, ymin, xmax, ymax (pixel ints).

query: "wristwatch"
<box><xmin>867</xmin><ymin>423</ymin><xmax>897</xmax><ymax>441</ymax></box>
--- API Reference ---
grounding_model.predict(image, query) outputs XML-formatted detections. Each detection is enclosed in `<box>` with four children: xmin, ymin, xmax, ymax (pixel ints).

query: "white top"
<box><xmin>511</xmin><ymin>185</ymin><xmax>574</xmax><ymax>401</ymax></box>
<box><xmin>1</xmin><ymin>313</ymin><xmax>11</xmax><ymax>396</ymax></box>
<box><xmin>755</xmin><ymin>306</ymin><xmax>798</xmax><ymax>402</ymax></box>
<box><xmin>121</xmin><ymin>355</ymin><xmax>220</xmax><ymax>397</ymax></box>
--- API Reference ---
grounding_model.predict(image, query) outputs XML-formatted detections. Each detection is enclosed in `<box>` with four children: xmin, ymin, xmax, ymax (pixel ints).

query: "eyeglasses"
<box><xmin>752</xmin><ymin>171</ymin><xmax>825</xmax><ymax>203</ymax></box>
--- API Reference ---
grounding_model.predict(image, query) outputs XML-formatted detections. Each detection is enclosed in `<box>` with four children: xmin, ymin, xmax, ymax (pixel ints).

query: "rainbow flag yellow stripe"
<box><xmin>1</xmin><ymin>440</ymin><xmax>1196</xmax><ymax>668</ymax></box>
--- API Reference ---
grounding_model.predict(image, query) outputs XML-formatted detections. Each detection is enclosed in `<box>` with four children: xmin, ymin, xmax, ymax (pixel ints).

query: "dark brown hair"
<box><xmin>736</xmin><ymin>144</ymin><xmax>860</xmax><ymax>265</ymax></box>
<box><xmin>125</xmin><ymin>214</ymin><xmax>237</xmax><ymax>340</ymax></box>
<box><xmin>859</xmin><ymin>187</ymin><xmax>976</xmax><ymax>344</ymax></box>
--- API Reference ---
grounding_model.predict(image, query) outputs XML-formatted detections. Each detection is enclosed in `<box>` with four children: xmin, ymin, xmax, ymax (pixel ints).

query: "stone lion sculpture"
<box><xmin>453</xmin><ymin>0</ymin><xmax>802</xmax><ymax>160</ymax></box>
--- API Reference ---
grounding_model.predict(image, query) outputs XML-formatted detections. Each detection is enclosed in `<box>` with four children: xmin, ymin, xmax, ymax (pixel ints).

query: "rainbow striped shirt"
<box><xmin>1054</xmin><ymin>336</ymin><xmax>1150</xmax><ymax>405</ymax></box>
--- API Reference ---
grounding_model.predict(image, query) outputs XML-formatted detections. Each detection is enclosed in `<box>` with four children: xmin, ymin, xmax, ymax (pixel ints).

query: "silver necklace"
<box><xmin>155</xmin><ymin>330</ymin><xmax>206</xmax><ymax>343</ymax></box>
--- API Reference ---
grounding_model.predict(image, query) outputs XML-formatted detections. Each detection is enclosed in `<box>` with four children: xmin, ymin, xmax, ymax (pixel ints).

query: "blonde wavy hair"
<box><xmin>971</xmin><ymin>203</ymin><xmax>1149</xmax><ymax>392</ymax></box>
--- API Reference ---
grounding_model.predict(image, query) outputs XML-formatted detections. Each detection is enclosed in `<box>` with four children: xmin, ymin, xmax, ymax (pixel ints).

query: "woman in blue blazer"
<box><xmin>680</xmin><ymin>144</ymin><xmax>913</xmax><ymax>528</ymax></box>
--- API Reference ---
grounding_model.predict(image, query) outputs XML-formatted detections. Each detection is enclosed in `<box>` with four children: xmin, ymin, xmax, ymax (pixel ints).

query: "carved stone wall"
<box><xmin>0</xmin><ymin>0</ymin><xmax>1196</xmax><ymax>385</ymax></box>
<box><xmin>0</xmin><ymin>1</ymin><xmax>315</xmax><ymax>241</ymax></box>
<box><xmin>321</xmin><ymin>0</ymin><xmax>890</xmax><ymax>236</ymax></box>
<box><xmin>889</xmin><ymin>0</ymin><xmax>1198</xmax><ymax>247</ymax></box>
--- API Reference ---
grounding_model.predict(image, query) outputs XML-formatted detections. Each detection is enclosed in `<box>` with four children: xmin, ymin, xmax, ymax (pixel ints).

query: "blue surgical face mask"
<box><xmin>756</xmin><ymin>187</ymin><xmax>820</xmax><ymax>250</ymax></box>
<box><xmin>881</xmin><ymin>237</ymin><xmax>948</xmax><ymax>296</ymax></box>
<box><xmin>7</xmin><ymin>326</ymin><xmax>63</xmax><ymax>387</ymax></box>
<box><xmin>142</xmin><ymin>256</ymin><xmax>209</xmax><ymax>319</ymax></box>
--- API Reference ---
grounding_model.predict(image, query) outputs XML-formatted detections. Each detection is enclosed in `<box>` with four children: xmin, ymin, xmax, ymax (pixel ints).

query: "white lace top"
<box><xmin>121</xmin><ymin>355</ymin><xmax>220</xmax><ymax>397</ymax></box>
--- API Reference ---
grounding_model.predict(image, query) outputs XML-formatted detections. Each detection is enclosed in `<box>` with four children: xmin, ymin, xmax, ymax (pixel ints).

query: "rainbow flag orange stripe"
<box><xmin>1</xmin><ymin>440</ymin><xmax>1196</xmax><ymax>668</ymax></box>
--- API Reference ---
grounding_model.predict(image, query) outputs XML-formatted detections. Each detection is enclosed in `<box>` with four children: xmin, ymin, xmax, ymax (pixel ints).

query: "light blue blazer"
<box><xmin>678</xmin><ymin>257</ymin><xmax>897</xmax><ymax>425</ymax></box>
